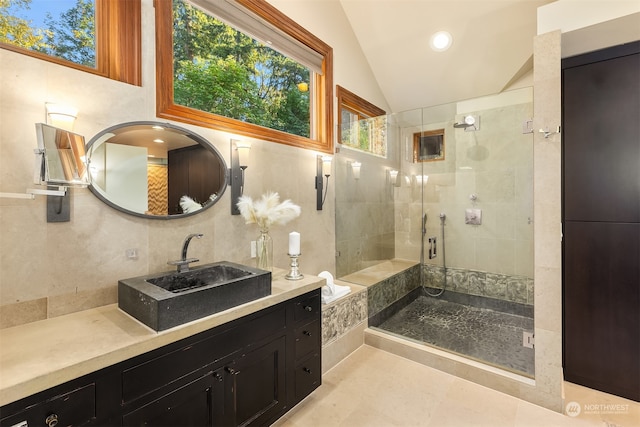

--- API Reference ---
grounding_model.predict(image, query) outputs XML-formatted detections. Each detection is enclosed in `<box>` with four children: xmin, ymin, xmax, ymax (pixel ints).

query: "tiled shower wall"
<box><xmin>423</xmin><ymin>264</ymin><xmax>534</xmax><ymax>305</ymax></box>
<box><xmin>395</xmin><ymin>91</ymin><xmax>534</xmax><ymax>281</ymax></box>
<box><xmin>366</xmin><ymin>264</ymin><xmax>420</xmax><ymax>320</ymax></box>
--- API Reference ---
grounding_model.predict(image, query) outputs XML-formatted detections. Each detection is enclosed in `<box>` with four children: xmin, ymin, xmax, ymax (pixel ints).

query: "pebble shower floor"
<box><xmin>375</xmin><ymin>295</ymin><xmax>535</xmax><ymax>376</ymax></box>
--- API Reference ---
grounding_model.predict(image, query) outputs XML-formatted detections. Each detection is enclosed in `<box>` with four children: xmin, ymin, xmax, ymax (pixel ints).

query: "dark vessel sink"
<box><xmin>118</xmin><ymin>261</ymin><xmax>271</xmax><ymax>331</ymax></box>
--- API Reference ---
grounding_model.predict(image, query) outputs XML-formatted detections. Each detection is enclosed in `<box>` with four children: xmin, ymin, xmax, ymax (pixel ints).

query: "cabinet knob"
<box><xmin>45</xmin><ymin>414</ymin><xmax>59</xmax><ymax>427</ymax></box>
<box><xmin>303</xmin><ymin>330</ymin><xmax>312</xmax><ymax>336</ymax></box>
<box><xmin>303</xmin><ymin>367</ymin><xmax>312</xmax><ymax>374</ymax></box>
<box><xmin>214</xmin><ymin>372</ymin><xmax>223</xmax><ymax>382</ymax></box>
<box><xmin>225</xmin><ymin>366</ymin><xmax>238</xmax><ymax>375</ymax></box>
<box><xmin>304</xmin><ymin>305</ymin><xmax>313</xmax><ymax>312</ymax></box>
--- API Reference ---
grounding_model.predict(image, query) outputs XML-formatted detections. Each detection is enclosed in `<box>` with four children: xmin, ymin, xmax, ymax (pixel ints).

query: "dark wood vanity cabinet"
<box><xmin>0</xmin><ymin>289</ymin><xmax>321</xmax><ymax>427</ymax></box>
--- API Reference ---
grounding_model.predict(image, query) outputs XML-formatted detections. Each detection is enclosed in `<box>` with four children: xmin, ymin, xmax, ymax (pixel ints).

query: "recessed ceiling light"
<box><xmin>430</xmin><ymin>31</ymin><xmax>452</xmax><ymax>52</ymax></box>
<box><xmin>153</xmin><ymin>138</ymin><xmax>165</xmax><ymax>143</ymax></box>
<box><xmin>151</xmin><ymin>125</ymin><xmax>164</xmax><ymax>131</ymax></box>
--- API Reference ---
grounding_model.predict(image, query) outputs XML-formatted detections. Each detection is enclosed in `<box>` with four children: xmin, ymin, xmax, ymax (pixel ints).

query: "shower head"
<box><xmin>453</xmin><ymin>115</ymin><xmax>478</xmax><ymax>129</ymax></box>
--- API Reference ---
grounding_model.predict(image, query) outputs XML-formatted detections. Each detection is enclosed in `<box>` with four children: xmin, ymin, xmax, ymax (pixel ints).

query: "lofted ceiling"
<box><xmin>338</xmin><ymin>0</ymin><xmax>555</xmax><ymax>113</ymax></box>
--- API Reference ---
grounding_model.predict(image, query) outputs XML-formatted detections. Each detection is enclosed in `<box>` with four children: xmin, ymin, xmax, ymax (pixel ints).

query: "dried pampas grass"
<box><xmin>237</xmin><ymin>192</ymin><xmax>301</xmax><ymax>230</ymax></box>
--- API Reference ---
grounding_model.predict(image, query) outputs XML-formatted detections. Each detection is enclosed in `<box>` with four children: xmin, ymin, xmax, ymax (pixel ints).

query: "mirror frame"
<box><xmin>86</xmin><ymin>121</ymin><xmax>228</xmax><ymax>220</ymax></box>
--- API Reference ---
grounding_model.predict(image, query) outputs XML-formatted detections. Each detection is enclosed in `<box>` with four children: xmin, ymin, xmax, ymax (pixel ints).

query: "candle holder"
<box><xmin>285</xmin><ymin>253</ymin><xmax>304</xmax><ymax>280</ymax></box>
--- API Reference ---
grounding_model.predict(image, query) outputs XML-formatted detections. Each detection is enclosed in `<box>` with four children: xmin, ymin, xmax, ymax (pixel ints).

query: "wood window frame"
<box><xmin>337</xmin><ymin>85</ymin><xmax>386</xmax><ymax>153</ymax></box>
<box><xmin>413</xmin><ymin>129</ymin><xmax>445</xmax><ymax>162</ymax></box>
<box><xmin>155</xmin><ymin>0</ymin><xmax>334</xmax><ymax>154</ymax></box>
<box><xmin>0</xmin><ymin>0</ymin><xmax>141</xmax><ymax>86</ymax></box>
<box><xmin>337</xmin><ymin>85</ymin><xmax>385</xmax><ymax>126</ymax></box>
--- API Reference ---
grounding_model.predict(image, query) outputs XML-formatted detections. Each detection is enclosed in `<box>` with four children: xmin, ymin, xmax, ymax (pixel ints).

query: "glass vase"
<box><xmin>256</xmin><ymin>228</ymin><xmax>273</xmax><ymax>271</ymax></box>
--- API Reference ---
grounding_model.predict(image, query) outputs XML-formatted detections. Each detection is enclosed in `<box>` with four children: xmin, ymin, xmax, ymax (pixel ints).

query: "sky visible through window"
<box><xmin>13</xmin><ymin>0</ymin><xmax>77</xmax><ymax>28</ymax></box>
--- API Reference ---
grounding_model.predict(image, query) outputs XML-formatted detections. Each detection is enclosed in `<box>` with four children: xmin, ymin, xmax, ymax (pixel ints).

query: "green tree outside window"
<box><xmin>172</xmin><ymin>0</ymin><xmax>311</xmax><ymax>138</ymax></box>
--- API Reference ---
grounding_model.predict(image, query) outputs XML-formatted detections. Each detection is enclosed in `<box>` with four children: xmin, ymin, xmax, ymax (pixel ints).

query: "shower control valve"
<box><xmin>428</xmin><ymin>236</ymin><xmax>437</xmax><ymax>259</ymax></box>
<box><xmin>465</xmin><ymin>208</ymin><xmax>482</xmax><ymax>225</ymax></box>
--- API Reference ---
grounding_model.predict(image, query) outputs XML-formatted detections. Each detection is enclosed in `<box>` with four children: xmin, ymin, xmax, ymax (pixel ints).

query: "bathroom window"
<box><xmin>156</xmin><ymin>0</ymin><xmax>334</xmax><ymax>153</ymax></box>
<box><xmin>0</xmin><ymin>0</ymin><xmax>141</xmax><ymax>86</ymax></box>
<box><xmin>337</xmin><ymin>85</ymin><xmax>387</xmax><ymax>157</ymax></box>
<box><xmin>413</xmin><ymin>129</ymin><xmax>445</xmax><ymax>162</ymax></box>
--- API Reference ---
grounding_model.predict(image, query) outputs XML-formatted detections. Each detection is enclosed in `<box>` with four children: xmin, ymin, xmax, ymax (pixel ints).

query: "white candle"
<box><xmin>289</xmin><ymin>231</ymin><xmax>300</xmax><ymax>255</ymax></box>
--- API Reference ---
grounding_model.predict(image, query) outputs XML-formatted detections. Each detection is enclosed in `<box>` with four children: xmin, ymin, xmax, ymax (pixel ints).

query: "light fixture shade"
<box><xmin>351</xmin><ymin>161</ymin><xmax>362</xmax><ymax>180</ymax></box>
<box><xmin>414</xmin><ymin>174</ymin><xmax>429</xmax><ymax>185</ymax></box>
<box><xmin>389</xmin><ymin>169</ymin><xmax>399</xmax><ymax>185</ymax></box>
<box><xmin>235</xmin><ymin>140</ymin><xmax>252</xmax><ymax>167</ymax></box>
<box><xmin>46</xmin><ymin>103</ymin><xmax>78</xmax><ymax>130</ymax></box>
<box><xmin>321</xmin><ymin>155</ymin><xmax>332</xmax><ymax>176</ymax></box>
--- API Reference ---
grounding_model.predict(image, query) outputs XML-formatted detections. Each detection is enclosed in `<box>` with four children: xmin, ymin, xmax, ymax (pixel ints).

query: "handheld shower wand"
<box><xmin>422</xmin><ymin>213</ymin><xmax>428</xmax><ymax>236</ymax></box>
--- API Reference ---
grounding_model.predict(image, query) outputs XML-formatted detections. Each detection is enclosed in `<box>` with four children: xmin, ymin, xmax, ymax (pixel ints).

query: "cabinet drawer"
<box><xmin>294</xmin><ymin>320</ymin><xmax>320</xmax><ymax>360</ymax></box>
<box><xmin>293</xmin><ymin>292</ymin><xmax>320</xmax><ymax>323</ymax></box>
<box><xmin>294</xmin><ymin>352</ymin><xmax>321</xmax><ymax>402</ymax></box>
<box><xmin>122</xmin><ymin>305</ymin><xmax>286</xmax><ymax>404</ymax></box>
<box><xmin>0</xmin><ymin>383</ymin><xmax>95</xmax><ymax>427</ymax></box>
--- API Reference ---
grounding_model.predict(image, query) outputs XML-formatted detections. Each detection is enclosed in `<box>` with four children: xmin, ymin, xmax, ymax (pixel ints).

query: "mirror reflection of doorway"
<box><xmin>167</xmin><ymin>145</ymin><xmax>222</xmax><ymax>215</ymax></box>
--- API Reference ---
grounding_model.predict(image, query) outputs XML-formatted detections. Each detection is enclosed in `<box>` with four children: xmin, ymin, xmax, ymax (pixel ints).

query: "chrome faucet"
<box><xmin>168</xmin><ymin>233</ymin><xmax>204</xmax><ymax>273</ymax></box>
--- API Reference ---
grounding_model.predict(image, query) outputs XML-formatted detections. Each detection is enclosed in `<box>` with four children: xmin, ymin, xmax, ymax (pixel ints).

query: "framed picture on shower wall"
<box><xmin>413</xmin><ymin>129</ymin><xmax>445</xmax><ymax>162</ymax></box>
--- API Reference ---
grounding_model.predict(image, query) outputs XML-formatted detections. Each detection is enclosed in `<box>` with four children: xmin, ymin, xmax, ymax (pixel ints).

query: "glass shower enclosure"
<box><xmin>335</xmin><ymin>87</ymin><xmax>535</xmax><ymax>376</ymax></box>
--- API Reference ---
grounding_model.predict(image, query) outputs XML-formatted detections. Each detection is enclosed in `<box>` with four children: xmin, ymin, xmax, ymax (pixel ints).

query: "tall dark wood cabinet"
<box><xmin>562</xmin><ymin>41</ymin><xmax>640</xmax><ymax>402</ymax></box>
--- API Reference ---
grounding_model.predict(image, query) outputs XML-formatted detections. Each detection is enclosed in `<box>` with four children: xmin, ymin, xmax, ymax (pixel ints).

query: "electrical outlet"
<box><xmin>250</xmin><ymin>241</ymin><xmax>256</xmax><ymax>258</ymax></box>
<box><xmin>523</xmin><ymin>331</ymin><xmax>534</xmax><ymax>348</ymax></box>
<box><xmin>125</xmin><ymin>248</ymin><xmax>139</xmax><ymax>260</ymax></box>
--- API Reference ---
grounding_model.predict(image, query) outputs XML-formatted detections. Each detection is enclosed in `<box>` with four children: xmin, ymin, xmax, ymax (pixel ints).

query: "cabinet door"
<box><xmin>563</xmin><ymin>222</ymin><xmax>640</xmax><ymax>401</ymax></box>
<box><xmin>563</xmin><ymin>49</ymin><xmax>640</xmax><ymax>223</ymax></box>
<box><xmin>231</xmin><ymin>336</ymin><xmax>287</xmax><ymax>427</ymax></box>
<box><xmin>122</xmin><ymin>371</ymin><xmax>221</xmax><ymax>427</ymax></box>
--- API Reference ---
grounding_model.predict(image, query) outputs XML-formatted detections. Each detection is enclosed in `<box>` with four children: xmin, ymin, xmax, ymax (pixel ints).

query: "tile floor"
<box><xmin>274</xmin><ymin>345</ymin><xmax>639</xmax><ymax>427</ymax></box>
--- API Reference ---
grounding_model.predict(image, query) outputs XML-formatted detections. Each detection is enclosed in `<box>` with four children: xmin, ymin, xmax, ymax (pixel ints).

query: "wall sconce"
<box><xmin>413</xmin><ymin>174</ymin><xmax>429</xmax><ymax>185</ymax></box>
<box><xmin>46</xmin><ymin>103</ymin><xmax>78</xmax><ymax>130</ymax></box>
<box><xmin>351</xmin><ymin>161</ymin><xmax>362</xmax><ymax>180</ymax></box>
<box><xmin>230</xmin><ymin>139</ymin><xmax>252</xmax><ymax>215</ymax></box>
<box><xmin>315</xmin><ymin>155</ymin><xmax>332</xmax><ymax>210</ymax></box>
<box><xmin>389</xmin><ymin>169</ymin><xmax>399</xmax><ymax>186</ymax></box>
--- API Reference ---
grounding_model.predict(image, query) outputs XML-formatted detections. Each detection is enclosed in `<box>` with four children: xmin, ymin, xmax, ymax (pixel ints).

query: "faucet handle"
<box><xmin>168</xmin><ymin>257</ymin><xmax>199</xmax><ymax>273</ymax></box>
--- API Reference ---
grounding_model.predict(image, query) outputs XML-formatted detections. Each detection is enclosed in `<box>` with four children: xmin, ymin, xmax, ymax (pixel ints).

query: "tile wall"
<box><xmin>423</xmin><ymin>264</ymin><xmax>534</xmax><ymax>305</ymax></box>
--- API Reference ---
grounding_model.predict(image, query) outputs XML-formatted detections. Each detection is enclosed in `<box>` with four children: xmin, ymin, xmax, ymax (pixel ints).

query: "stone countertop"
<box><xmin>0</xmin><ymin>269</ymin><xmax>324</xmax><ymax>407</ymax></box>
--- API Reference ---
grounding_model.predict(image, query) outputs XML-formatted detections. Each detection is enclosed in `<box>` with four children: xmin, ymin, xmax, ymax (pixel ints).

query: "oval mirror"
<box><xmin>86</xmin><ymin>121</ymin><xmax>227</xmax><ymax>219</ymax></box>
